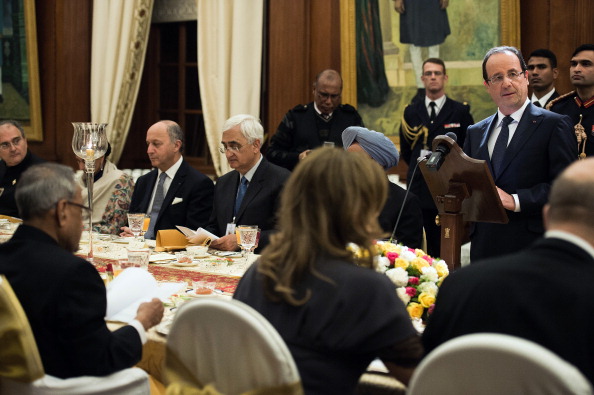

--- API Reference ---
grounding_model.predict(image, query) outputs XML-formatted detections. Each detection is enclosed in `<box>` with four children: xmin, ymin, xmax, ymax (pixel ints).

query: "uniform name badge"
<box><xmin>225</xmin><ymin>222</ymin><xmax>236</xmax><ymax>236</ymax></box>
<box><xmin>420</xmin><ymin>149</ymin><xmax>432</xmax><ymax>161</ymax></box>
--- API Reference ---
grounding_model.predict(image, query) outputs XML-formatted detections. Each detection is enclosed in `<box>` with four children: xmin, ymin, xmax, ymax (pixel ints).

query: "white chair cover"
<box><xmin>0</xmin><ymin>368</ymin><xmax>150</xmax><ymax>395</ymax></box>
<box><xmin>407</xmin><ymin>333</ymin><xmax>593</xmax><ymax>395</ymax></box>
<box><xmin>165</xmin><ymin>298</ymin><xmax>301</xmax><ymax>394</ymax></box>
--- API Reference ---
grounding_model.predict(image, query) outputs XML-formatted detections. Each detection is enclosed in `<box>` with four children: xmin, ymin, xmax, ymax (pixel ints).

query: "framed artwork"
<box><xmin>0</xmin><ymin>0</ymin><xmax>43</xmax><ymax>141</ymax></box>
<box><xmin>341</xmin><ymin>0</ymin><xmax>520</xmax><ymax>144</ymax></box>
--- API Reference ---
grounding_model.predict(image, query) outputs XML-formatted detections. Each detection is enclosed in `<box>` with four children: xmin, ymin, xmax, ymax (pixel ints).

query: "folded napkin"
<box><xmin>155</xmin><ymin>229</ymin><xmax>188</xmax><ymax>252</ymax></box>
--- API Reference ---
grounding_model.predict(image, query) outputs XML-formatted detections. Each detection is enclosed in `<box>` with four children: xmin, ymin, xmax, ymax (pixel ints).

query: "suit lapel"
<box><xmin>140</xmin><ymin>170</ymin><xmax>158</xmax><ymax>213</ymax></box>
<box><xmin>498</xmin><ymin>104</ymin><xmax>542</xmax><ymax>177</ymax></box>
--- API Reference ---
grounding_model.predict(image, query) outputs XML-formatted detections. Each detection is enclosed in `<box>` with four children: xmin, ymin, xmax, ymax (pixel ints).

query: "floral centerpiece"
<box><xmin>374</xmin><ymin>241</ymin><xmax>449</xmax><ymax>323</ymax></box>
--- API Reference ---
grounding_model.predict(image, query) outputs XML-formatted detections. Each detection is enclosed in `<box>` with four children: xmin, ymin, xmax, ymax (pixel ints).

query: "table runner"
<box><xmin>148</xmin><ymin>265</ymin><xmax>240</xmax><ymax>294</ymax></box>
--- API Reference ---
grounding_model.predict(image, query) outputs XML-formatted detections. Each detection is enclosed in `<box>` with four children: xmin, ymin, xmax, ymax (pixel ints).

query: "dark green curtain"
<box><xmin>356</xmin><ymin>0</ymin><xmax>390</xmax><ymax>107</ymax></box>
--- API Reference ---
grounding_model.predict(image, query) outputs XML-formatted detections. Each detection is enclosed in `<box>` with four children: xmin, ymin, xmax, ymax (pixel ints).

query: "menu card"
<box><xmin>106</xmin><ymin>268</ymin><xmax>185</xmax><ymax>323</ymax></box>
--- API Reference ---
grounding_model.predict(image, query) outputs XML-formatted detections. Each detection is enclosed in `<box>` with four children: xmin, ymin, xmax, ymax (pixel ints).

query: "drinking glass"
<box><xmin>127</xmin><ymin>213</ymin><xmax>145</xmax><ymax>239</ymax></box>
<box><xmin>236</xmin><ymin>225</ymin><xmax>260</xmax><ymax>264</ymax></box>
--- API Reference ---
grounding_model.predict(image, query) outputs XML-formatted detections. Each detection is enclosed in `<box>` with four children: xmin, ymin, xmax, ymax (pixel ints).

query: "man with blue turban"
<box><xmin>342</xmin><ymin>126</ymin><xmax>423</xmax><ymax>248</ymax></box>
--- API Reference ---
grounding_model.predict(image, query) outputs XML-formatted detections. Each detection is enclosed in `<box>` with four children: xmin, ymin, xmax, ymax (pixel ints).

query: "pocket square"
<box><xmin>172</xmin><ymin>197</ymin><xmax>183</xmax><ymax>205</ymax></box>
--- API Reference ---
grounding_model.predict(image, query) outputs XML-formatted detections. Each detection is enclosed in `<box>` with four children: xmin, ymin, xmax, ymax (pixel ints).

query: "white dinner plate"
<box><xmin>171</xmin><ymin>261</ymin><xmax>199</xmax><ymax>267</ymax></box>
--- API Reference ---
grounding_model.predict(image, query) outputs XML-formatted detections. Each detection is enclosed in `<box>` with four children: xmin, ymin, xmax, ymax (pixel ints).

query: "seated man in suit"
<box><xmin>196</xmin><ymin>114</ymin><xmax>291</xmax><ymax>252</ymax></box>
<box><xmin>342</xmin><ymin>126</ymin><xmax>423</xmax><ymax>249</ymax></box>
<box><xmin>266</xmin><ymin>69</ymin><xmax>364</xmax><ymax>170</ymax></box>
<box><xmin>423</xmin><ymin>158</ymin><xmax>594</xmax><ymax>385</ymax></box>
<box><xmin>0</xmin><ymin>120</ymin><xmax>45</xmax><ymax>218</ymax></box>
<box><xmin>0</xmin><ymin>163</ymin><xmax>163</xmax><ymax>378</ymax></box>
<box><xmin>121</xmin><ymin>120</ymin><xmax>214</xmax><ymax>239</ymax></box>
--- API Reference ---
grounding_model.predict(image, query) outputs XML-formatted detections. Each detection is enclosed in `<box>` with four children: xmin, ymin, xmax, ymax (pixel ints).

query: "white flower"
<box><xmin>376</xmin><ymin>256</ymin><xmax>390</xmax><ymax>272</ymax></box>
<box><xmin>386</xmin><ymin>267</ymin><xmax>409</xmax><ymax>287</ymax></box>
<box><xmin>401</xmin><ymin>249</ymin><xmax>417</xmax><ymax>262</ymax></box>
<box><xmin>420</xmin><ymin>266</ymin><xmax>438</xmax><ymax>283</ymax></box>
<box><xmin>418</xmin><ymin>281</ymin><xmax>439</xmax><ymax>296</ymax></box>
<box><xmin>396</xmin><ymin>287</ymin><xmax>411</xmax><ymax>305</ymax></box>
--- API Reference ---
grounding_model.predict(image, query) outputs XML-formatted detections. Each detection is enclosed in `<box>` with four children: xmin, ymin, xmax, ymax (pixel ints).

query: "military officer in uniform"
<box><xmin>548</xmin><ymin>44</ymin><xmax>594</xmax><ymax>160</ymax></box>
<box><xmin>266</xmin><ymin>69</ymin><xmax>364</xmax><ymax>171</ymax></box>
<box><xmin>399</xmin><ymin>58</ymin><xmax>473</xmax><ymax>257</ymax></box>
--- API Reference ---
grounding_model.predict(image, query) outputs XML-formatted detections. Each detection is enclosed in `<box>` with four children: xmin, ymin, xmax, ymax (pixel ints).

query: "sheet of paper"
<box><xmin>105</xmin><ymin>268</ymin><xmax>185</xmax><ymax>322</ymax></box>
<box><xmin>176</xmin><ymin>226</ymin><xmax>219</xmax><ymax>244</ymax></box>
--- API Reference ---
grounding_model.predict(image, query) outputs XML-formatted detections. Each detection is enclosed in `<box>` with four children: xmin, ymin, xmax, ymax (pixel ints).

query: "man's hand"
<box><xmin>299</xmin><ymin>150</ymin><xmax>312</xmax><ymax>160</ymax></box>
<box><xmin>393</xmin><ymin>0</ymin><xmax>405</xmax><ymax>13</ymax></box>
<box><xmin>120</xmin><ymin>226</ymin><xmax>134</xmax><ymax>237</ymax></box>
<box><xmin>209</xmin><ymin>234</ymin><xmax>239</xmax><ymax>251</ymax></box>
<box><xmin>440</xmin><ymin>0</ymin><xmax>449</xmax><ymax>9</ymax></box>
<box><xmin>497</xmin><ymin>187</ymin><xmax>516</xmax><ymax>211</ymax></box>
<box><xmin>135</xmin><ymin>298</ymin><xmax>164</xmax><ymax>330</ymax></box>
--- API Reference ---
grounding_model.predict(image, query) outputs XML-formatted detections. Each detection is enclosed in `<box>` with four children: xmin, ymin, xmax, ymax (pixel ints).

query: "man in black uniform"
<box><xmin>548</xmin><ymin>44</ymin><xmax>594</xmax><ymax>160</ymax></box>
<box><xmin>0</xmin><ymin>120</ymin><xmax>45</xmax><ymax>217</ymax></box>
<box><xmin>266</xmin><ymin>69</ymin><xmax>364</xmax><ymax>171</ymax></box>
<box><xmin>399</xmin><ymin>58</ymin><xmax>473</xmax><ymax>257</ymax></box>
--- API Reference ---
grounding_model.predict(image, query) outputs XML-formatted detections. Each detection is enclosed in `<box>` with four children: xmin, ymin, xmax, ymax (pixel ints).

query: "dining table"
<box><xmin>81</xmin><ymin>235</ymin><xmax>407</xmax><ymax>395</ymax></box>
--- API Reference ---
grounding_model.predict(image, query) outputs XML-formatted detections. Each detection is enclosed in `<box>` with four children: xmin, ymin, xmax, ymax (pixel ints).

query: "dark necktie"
<box><xmin>429</xmin><ymin>102</ymin><xmax>437</xmax><ymax>123</ymax></box>
<box><xmin>533</xmin><ymin>101</ymin><xmax>542</xmax><ymax>107</ymax></box>
<box><xmin>234</xmin><ymin>176</ymin><xmax>248</xmax><ymax>217</ymax></box>
<box><xmin>491</xmin><ymin>116</ymin><xmax>513</xmax><ymax>177</ymax></box>
<box><xmin>145</xmin><ymin>172</ymin><xmax>167</xmax><ymax>239</ymax></box>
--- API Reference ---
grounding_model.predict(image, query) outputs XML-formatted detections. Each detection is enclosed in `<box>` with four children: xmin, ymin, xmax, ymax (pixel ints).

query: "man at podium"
<box><xmin>463</xmin><ymin>46</ymin><xmax>575</xmax><ymax>261</ymax></box>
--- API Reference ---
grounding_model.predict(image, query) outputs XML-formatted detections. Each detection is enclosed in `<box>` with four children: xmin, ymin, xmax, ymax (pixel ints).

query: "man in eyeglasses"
<box><xmin>463</xmin><ymin>46</ymin><xmax>575</xmax><ymax>262</ymax></box>
<box><xmin>266</xmin><ymin>69</ymin><xmax>364</xmax><ymax>171</ymax></box>
<box><xmin>0</xmin><ymin>120</ymin><xmax>45</xmax><ymax>218</ymax></box>
<box><xmin>548</xmin><ymin>44</ymin><xmax>594</xmax><ymax>159</ymax></box>
<box><xmin>399</xmin><ymin>58</ymin><xmax>473</xmax><ymax>257</ymax></box>
<box><xmin>0</xmin><ymin>163</ymin><xmax>164</xmax><ymax>378</ymax></box>
<box><xmin>197</xmin><ymin>114</ymin><xmax>290</xmax><ymax>252</ymax></box>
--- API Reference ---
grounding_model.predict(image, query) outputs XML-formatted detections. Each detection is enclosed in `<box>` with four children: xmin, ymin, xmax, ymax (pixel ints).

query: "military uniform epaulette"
<box><xmin>291</xmin><ymin>104</ymin><xmax>308</xmax><ymax>112</ymax></box>
<box><xmin>339</xmin><ymin>104</ymin><xmax>357</xmax><ymax>112</ymax></box>
<box><xmin>546</xmin><ymin>91</ymin><xmax>575</xmax><ymax>111</ymax></box>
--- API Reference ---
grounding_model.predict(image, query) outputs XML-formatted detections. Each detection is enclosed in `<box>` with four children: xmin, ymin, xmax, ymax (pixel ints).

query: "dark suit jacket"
<box><xmin>463</xmin><ymin>103</ymin><xmax>576</xmax><ymax>261</ymax></box>
<box><xmin>399</xmin><ymin>97</ymin><xmax>474</xmax><ymax>209</ymax></box>
<box><xmin>543</xmin><ymin>89</ymin><xmax>559</xmax><ymax>108</ymax></box>
<box><xmin>379</xmin><ymin>181</ymin><xmax>424</xmax><ymax>249</ymax></box>
<box><xmin>266</xmin><ymin>103</ymin><xmax>364</xmax><ymax>170</ymax></box>
<box><xmin>207</xmin><ymin>157</ymin><xmax>290</xmax><ymax>251</ymax></box>
<box><xmin>0</xmin><ymin>225</ymin><xmax>142</xmax><ymax>378</ymax></box>
<box><xmin>422</xmin><ymin>236</ymin><xmax>594</xmax><ymax>385</ymax></box>
<box><xmin>129</xmin><ymin>159</ymin><xmax>214</xmax><ymax>237</ymax></box>
<box><xmin>0</xmin><ymin>150</ymin><xmax>45</xmax><ymax>217</ymax></box>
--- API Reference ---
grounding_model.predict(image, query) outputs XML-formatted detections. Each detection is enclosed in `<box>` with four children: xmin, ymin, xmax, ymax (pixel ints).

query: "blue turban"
<box><xmin>342</xmin><ymin>126</ymin><xmax>399</xmax><ymax>170</ymax></box>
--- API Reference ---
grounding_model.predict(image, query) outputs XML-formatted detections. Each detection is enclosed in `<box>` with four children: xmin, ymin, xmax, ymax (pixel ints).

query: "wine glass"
<box><xmin>236</xmin><ymin>225</ymin><xmax>260</xmax><ymax>264</ymax></box>
<box><xmin>72</xmin><ymin>122</ymin><xmax>109</xmax><ymax>262</ymax></box>
<box><xmin>127</xmin><ymin>213</ymin><xmax>145</xmax><ymax>240</ymax></box>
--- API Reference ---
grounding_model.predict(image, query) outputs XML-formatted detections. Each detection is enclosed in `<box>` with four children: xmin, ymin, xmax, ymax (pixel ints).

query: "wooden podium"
<box><xmin>419</xmin><ymin>135</ymin><xmax>508</xmax><ymax>271</ymax></box>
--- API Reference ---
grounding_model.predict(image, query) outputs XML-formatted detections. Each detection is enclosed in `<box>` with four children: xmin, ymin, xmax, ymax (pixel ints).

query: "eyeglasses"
<box><xmin>315</xmin><ymin>91</ymin><xmax>341</xmax><ymax>101</ymax></box>
<box><xmin>0</xmin><ymin>136</ymin><xmax>23</xmax><ymax>151</ymax></box>
<box><xmin>219</xmin><ymin>144</ymin><xmax>244</xmax><ymax>154</ymax></box>
<box><xmin>487</xmin><ymin>71</ymin><xmax>525</xmax><ymax>85</ymax></box>
<box><xmin>422</xmin><ymin>71</ymin><xmax>444</xmax><ymax>77</ymax></box>
<box><xmin>66</xmin><ymin>201</ymin><xmax>92</xmax><ymax>215</ymax></box>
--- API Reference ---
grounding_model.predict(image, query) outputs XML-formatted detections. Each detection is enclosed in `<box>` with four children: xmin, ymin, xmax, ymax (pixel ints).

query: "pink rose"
<box><xmin>408</xmin><ymin>277</ymin><xmax>419</xmax><ymax>285</ymax></box>
<box><xmin>405</xmin><ymin>287</ymin><xmax>417</xmax><ymax>297</ymax></box>
<box><xmin>386</xmin><ymin>252</ymin><xmax>398</xmax><ymax>264</ymax></box>
<box><xmin>427</xmin><ymin>304</ymin><xmax>435</xmax><ymax>316</ymax></box>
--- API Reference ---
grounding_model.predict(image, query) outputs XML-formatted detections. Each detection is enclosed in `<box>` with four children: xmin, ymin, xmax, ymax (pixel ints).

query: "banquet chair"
<box><xmin>406</xmin><ymin>333</ymin><xmax>593</xmax><ymax>395</ymax></box>
<box><xmin>164</xmin><ymin>298</ymin><xmax>303</xmax><ymax>395</ymax></box>
<box><xmin>0</xmin><ymin>275</ymin><xmax>151</xmax><ymax>395</ymax></box>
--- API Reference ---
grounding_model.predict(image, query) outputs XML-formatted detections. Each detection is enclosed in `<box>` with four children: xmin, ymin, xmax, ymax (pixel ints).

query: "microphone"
<box><xmin>425</xmin><ymin>132</ymin><xmax>457</xmax><ymax>171</ymax></box>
